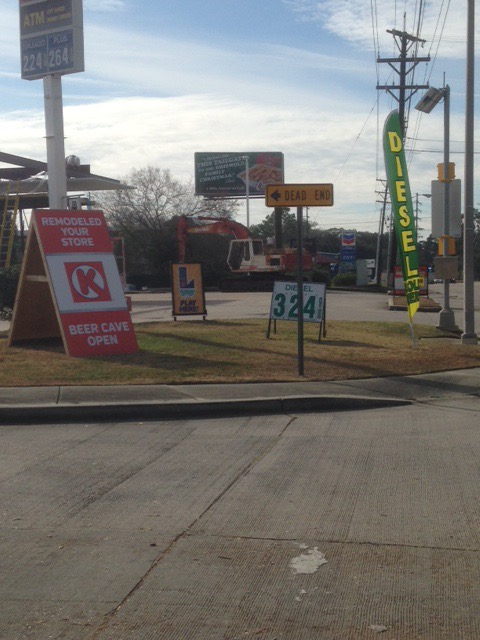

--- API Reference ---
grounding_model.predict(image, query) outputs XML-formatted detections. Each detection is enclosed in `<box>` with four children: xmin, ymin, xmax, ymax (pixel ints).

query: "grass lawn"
<box><xmin>0</xmin><ymin>319</ymin><xmax>479</xmax><ymax>387</ymax></box>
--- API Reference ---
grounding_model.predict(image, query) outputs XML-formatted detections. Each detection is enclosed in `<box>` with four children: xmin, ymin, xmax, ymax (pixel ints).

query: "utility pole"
<box><xmin>374</xmin><ymin>178</ymin><xmax>388</xmax><ymax>286</ymax></box>
<box><xmin>377</xmin><ymin>27</ymin><xmax>430</xmax><ymax>288</ymax></box>
<box><xmin>462</xmin><ymin>0</ymin><xmax>477</xmax><ymax>344</ymax></box>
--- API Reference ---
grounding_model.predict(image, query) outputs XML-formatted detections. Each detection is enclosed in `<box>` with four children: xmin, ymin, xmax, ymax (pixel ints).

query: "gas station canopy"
<box><xmin>0</xmin><ymin>151</ymin><xmax>132</xmax><ymax>209</ymax></box>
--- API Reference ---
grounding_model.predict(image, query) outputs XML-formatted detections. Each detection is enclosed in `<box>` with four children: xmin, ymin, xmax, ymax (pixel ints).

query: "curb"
<box><xmin>0</xmin><ymin>395</ymin><xmax>412</xmax><ymax>425</ymax></box>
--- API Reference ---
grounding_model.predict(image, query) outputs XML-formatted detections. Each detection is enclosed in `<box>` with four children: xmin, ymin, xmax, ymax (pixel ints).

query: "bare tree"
<box><xmin>95</xmin><ymin>166</ymin><xmax>239</xmax><ymax>286</ymax></box>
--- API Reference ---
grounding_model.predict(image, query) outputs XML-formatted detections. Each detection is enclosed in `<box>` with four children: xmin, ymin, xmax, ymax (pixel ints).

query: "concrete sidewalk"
<box><xmin>1</xmin><ymin>366</ymin><xmax>479</xmax><ymax>424</ymax></box>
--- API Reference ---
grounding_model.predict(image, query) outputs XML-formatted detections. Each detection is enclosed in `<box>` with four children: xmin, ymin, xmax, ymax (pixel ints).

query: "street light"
<box><xmin>415</xmin><ymin>84</ymin><xmax>458</xmax><ymax>332</ymax></box>
<box><xmin>414</xmin><ymin>86</ymin><xmax>444</xmax><ymax>114</ymax></box>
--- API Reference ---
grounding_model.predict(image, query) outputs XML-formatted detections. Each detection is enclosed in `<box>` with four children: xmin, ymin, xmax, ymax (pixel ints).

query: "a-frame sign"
<box><xmin>8</xmin><ymin>210</ymin><xmax>138</xmax><ymax>357</ymax></box>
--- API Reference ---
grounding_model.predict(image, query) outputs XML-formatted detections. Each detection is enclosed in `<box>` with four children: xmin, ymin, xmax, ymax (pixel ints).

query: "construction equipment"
<box><xmin>0</xmin><ymin>183</ymin><xmax>20</xmax><ymax>268</ymax></box>
<box><xmin>177</xmin><ymin>215</ymin><xmax>315</xmax><ymax>291</ymax></box>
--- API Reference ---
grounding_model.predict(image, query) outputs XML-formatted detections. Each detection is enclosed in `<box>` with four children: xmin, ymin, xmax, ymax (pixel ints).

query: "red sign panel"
<box><xmin>33</xmin><ymin>210</ymin><xmax>138</xmax><ymax>357</ymax></box>
<box><xmin>394</xmin><ymin>265</ymin><xmax>428</xmax><ymax>297</ymax></box>
<box><xmin>60</xmin><ymin>310</ymin><xmax>138</xmax><ymax>357</ymax></box>
<box><xmin>34</xmin><ymin>210</ymin><xmax>112</xmax><ymax>254</ymax></box>
<box><xmin>64</xmin><ymin>262</ymin><xmax>112</xmax><ymax>303</ymax></box>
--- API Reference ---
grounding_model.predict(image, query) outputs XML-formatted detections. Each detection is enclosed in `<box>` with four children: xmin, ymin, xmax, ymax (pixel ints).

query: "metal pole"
<box><xmin>375</xmin><ymin>186</ymin><xmax>388</xmax><ymax>286</ymax></box>
<box><xmin>296</xmin><ymin>206</ymin><xmax>304</xmax><ymax>376</ymax></box>
<box><xmin>462</xmin><ymin>0</ymin><xmax>478</xmax><ymax>344</ymax></box>
<box><xmin>243</xmin><ymin>156</ymin><xmax>250</xmax><ymax>228</ymax></box>
<box><xmin>43</xmin><ymin>75</ymin><xmax>67</xmax><ymax>210</ymax></box>
<box><xmin>438</xmin><ymin>85</ymin><xmax>458</xmax><ymax>331</ymax></box>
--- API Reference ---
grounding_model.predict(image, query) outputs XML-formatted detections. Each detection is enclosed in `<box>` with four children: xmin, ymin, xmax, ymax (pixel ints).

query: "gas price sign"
<box><xmin>19</xmin><ymin>0</ymin><xmax>84</xmax><ymax>80</ymax></box>
<box><xmin>269</xmin><ymin>282</ymin><xmax>326</xmax><ymax>323</ymax></box>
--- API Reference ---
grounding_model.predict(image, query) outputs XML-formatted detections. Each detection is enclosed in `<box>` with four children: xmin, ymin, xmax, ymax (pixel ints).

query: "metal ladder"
<box><xmin>0</xmin><ymin>183</ymin><xmax>20</xmax><ymax>268</ymax></box>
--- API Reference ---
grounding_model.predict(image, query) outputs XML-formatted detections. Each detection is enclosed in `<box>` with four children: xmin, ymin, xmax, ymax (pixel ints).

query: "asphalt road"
<box><xmin>1</xmin><ymin>281</ymin><xmax>478</xmax><ymax>332</ymax></box>
<box><xmin>2</xmin><ymin>397</ymin><xmax>480</xmax><ymax>639</ymax></box>
<box><xmin>128</xmin><ymin>282</ymin><xmax>480</xmax><ymax>329</ymax></box>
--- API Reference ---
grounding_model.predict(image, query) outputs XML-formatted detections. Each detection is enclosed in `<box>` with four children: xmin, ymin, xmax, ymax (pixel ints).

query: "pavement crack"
<box><xmin>204</xmin><ymin>533</ymin><xmax>479</xmax><ymax>554</ymax></box>
<box><xmin>88</xmin><ymin>415</ymin><xmax>296</xmax><ymax>639</ymax></box>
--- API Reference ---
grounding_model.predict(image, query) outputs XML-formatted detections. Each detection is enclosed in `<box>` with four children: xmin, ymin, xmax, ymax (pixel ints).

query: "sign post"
<box><xmin>265</xmin><ymin>182</ymin><xmax>333</xmax><ymax>376</ymax></box>
<box><xmin>296</xmin><ymin>206</ymin><xmax>304</xmax><ymax>375</ymax></box>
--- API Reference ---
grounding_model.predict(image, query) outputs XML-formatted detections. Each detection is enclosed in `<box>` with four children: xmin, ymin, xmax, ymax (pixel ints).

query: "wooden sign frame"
<box><xmin>171</xmin><ymin>262</ymin><xmax>206</xmax><ymax>320</ymax></box>
<box><xmin>8</xmin><ymin>210</ymin><xmax>138</xmax><ymax>357</ymax></box>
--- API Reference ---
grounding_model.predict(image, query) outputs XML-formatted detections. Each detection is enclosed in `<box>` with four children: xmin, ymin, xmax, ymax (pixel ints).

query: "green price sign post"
<box><xmin>267</xmin><ymin>281</ymin><xmax>327</xmax><ymax>360</ymax></box>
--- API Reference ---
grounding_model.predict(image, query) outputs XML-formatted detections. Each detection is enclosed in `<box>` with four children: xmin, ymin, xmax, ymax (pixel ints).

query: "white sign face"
<box><xmin>431</xmin><ymin>179</ymin><xmax>462</xmax><ymax>238</ymax></box>
<box><xmin>269</xmin><ymin>281</ymin><xmax>326</xmax><ymax>323</ymax></box>
<box><xmin>45</xmin><ymin>254</ymin><xmax>127</xmax><ymax>313</ymax></box>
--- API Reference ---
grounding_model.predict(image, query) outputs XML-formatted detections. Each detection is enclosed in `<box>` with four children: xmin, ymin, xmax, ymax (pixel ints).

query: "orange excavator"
<box><xmin>177</xmin><ymin>215</ymin><xmax>314</xmax><ymax>291</ymax></box>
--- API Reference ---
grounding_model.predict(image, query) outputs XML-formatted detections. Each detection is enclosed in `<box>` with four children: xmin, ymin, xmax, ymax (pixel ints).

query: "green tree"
<box><xmin>250</xmin><ymin>208</ymin><xmax>297</xmax><ymax>242</ymax></box>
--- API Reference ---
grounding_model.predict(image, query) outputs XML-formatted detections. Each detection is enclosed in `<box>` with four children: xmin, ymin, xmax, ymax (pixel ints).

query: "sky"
<box><xmin>1</xmin><ymin>0</ymin><xmax>478</xmax><ymax>237</ymax></box>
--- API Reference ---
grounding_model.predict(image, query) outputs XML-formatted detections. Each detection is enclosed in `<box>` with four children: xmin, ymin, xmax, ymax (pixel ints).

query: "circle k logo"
<box><xmin>65</xmin><ymin>262</ymin><xmax>112</xmax><ymax>303</ymax></box>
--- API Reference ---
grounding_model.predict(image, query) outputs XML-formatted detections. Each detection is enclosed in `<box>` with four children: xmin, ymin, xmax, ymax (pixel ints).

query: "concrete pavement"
<box><xmin>2</xmin><ymin>389</ymin><xmax>480</xmax><ymax>639</ymax></box>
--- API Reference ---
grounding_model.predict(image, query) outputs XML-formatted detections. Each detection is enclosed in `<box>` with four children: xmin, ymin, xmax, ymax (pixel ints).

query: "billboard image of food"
<box><xmin>194</xmin><ymin>152</ymin><xmax>284</xmax><ymax>198</ymax></box>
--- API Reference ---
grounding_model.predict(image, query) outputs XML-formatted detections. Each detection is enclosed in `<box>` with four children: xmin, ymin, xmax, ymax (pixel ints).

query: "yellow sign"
<box><xmin>265</xmin><ymin>184</ymin><xmax>334</xmax><ymax>207</ymax></box>
<box><xmin>171</xmin><ymin>263</ymin><xmax>207</xmax><ymax>319</ymax></box>
<box><xmin>437</xmin><ymin>162</ymin><xmax>455</xmax><ymax>182</ymax></box>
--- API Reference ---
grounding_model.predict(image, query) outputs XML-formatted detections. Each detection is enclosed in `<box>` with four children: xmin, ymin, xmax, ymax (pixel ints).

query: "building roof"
<box><xmin>0</xmin><ymin>151</ymin><xmax>132</xmax><ymax>210</ymax></box>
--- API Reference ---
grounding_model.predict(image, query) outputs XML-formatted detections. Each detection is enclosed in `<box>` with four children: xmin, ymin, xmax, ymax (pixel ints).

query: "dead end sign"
<box><xmin>8</xmin><ymin>209</ymin><xmax>138</xmax><ymax>357</ymax></box>
<box><xmin>265</xmin><ymin>183</ymin><xmax>334</xmax><ymax>207</ymax></box>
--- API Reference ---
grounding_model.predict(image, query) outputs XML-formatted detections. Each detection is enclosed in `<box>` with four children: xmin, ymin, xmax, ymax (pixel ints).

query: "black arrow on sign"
<box><xmin>270</xmin><ymin>189</ymin><xmax>281</xmax><ymax>202</ymax></box>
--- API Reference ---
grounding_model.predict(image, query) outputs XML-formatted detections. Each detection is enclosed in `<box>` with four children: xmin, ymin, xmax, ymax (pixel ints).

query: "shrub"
<box><xmin>332</xmin><ymin>271</ymin><xmax>357</xmax><ymax>287</ymax></box>
<box><xmin>0</xmin><ymin>265</ymin><xmax>21</xmax><ymax>314</ymax></box>
<box><xmin>310</xmin><ymin>267</ymin><xmax>331</xmax><ymax>286</ymax></box>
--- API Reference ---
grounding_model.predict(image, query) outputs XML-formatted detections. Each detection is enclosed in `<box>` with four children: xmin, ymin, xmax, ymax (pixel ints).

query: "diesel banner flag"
<box><xmin>383</xmin><ymin>110</ymin><xmax>420</xmax><ymax>322</ymax></box>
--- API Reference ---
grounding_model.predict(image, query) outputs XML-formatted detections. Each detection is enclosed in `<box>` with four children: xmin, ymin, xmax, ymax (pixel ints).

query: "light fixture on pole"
<box><xmin>415</xmin><ymin>84</ymin><xmax>458</xmax><ymax>332</ymax></box>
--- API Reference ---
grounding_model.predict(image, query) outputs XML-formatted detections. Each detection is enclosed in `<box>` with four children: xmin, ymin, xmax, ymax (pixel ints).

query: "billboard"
<box><xmin>194</xmin><ymin>152</ymin><xmax>284</xmax><ymax>198</ymax></box>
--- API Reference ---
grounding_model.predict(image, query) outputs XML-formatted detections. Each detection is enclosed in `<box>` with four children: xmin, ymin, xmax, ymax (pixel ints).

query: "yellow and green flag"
<box><xmin>383</xmin><ymin>110</ymin><xmax>420</xmax><ymax>322</ymax></box>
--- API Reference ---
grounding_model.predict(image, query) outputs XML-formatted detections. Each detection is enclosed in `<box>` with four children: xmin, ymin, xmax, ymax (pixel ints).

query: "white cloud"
<box><xmin>81</xmin><ymin>24</ymin><xmax>373</xmax><ymax>108</ymax></box>
<box><xmin>1</xmin><ymin>0</ymin><xmax>479</xmax><ymax>234</ymax></box>
<box><xmin>283</xmin><ymin>0</ymin><xmax>473</xmax><ymax>59</ymax></box>
<box><xmin>83</xmin><ymin>0</ymin><xmax>126</xmax><ymax>12</ymax></box>
<box><xmin>1</xmin><ymin>91</ymin><xmax>385</xmax><ymax>227</ymax></box>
